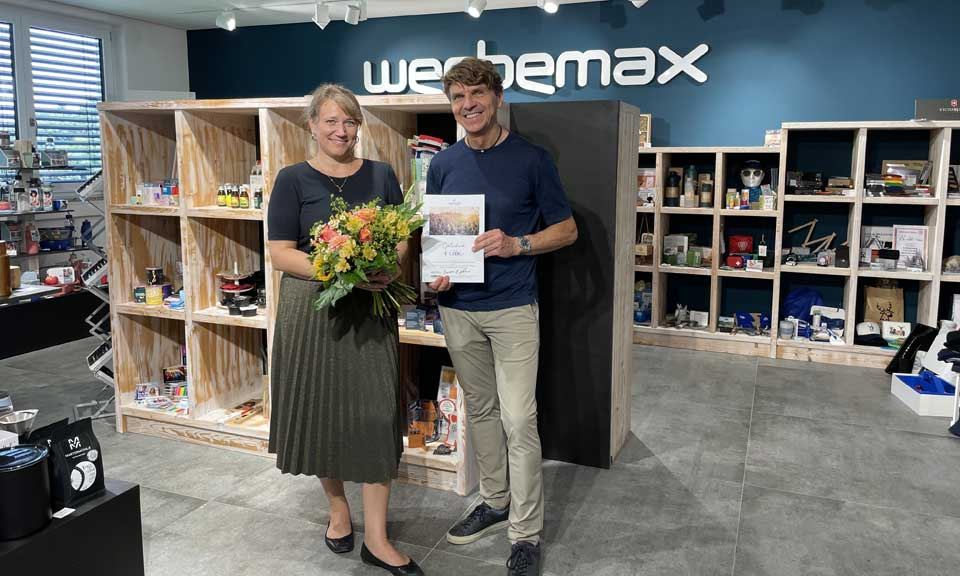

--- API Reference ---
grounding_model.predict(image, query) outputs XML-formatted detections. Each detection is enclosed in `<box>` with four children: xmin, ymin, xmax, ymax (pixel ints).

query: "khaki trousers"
<box><xmin>439</xmin><ymin>303</ymin><xmax>543</xmax><ymax>543</ymax></box>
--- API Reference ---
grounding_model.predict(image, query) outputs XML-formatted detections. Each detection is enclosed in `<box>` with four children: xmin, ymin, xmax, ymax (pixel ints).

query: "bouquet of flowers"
<box><xmin>309</xmin><ymin>193</ymin><xmax>423</xmax><ymax>317</ymax></box>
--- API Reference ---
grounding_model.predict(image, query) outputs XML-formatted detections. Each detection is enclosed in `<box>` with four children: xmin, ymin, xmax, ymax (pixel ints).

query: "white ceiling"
<box><xmin>48</xmin><ymin>0</ymin><xmax>606</xmax><ymax>30</ymax></box>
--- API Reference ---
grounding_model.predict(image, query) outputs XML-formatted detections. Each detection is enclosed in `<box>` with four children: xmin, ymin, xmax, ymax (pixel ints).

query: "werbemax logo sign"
<box><xmin>363</xmin><ymin>40</ymin><xmax>710</xmax><ymax>96</ymax></box>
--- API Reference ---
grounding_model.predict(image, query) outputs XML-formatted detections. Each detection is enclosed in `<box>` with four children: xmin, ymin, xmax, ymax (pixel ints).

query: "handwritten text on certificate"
<box><xmin>421</xmin><ymin>195</ymin><xmax>485</xmax><ymax>283</ymax></box>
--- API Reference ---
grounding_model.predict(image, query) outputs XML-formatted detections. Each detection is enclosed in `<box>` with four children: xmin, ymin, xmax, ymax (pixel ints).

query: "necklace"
<box><xmin>327</xmin><ymin>175</ymin><xmax>349</xmax><ymax>194</ymax></box>
<box><xmin>466</xmin><ymin>125</ymin><xmax>503</xmax><ymax>153</ymax></box>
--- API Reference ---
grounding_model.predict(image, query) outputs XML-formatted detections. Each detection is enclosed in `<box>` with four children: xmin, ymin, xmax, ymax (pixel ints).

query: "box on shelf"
<box><xmin>890</xmin><ymin>370</ymin><xmax>956</xmax><ymax>417</ymax></box>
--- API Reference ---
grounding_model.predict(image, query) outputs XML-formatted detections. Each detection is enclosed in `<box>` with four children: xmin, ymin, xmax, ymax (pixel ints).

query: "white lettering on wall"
<box><xmin>363</xmin><ymin>41</ymin><xmax>710</xmax><ymax>95</ymax></box>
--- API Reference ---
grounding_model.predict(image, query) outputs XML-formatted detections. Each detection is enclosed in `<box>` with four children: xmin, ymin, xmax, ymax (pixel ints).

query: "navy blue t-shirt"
<box><xmin>426</xmin><ymin>131</ymin><xmax>572</xmax><ymax>312</ymax></box>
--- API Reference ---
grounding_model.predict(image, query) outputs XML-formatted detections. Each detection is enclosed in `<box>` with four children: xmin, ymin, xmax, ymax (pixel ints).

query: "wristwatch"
<box><xmin>518</xmin><ymin>235</ymin><xmax>532</xmax><ymax>254</ymax></box>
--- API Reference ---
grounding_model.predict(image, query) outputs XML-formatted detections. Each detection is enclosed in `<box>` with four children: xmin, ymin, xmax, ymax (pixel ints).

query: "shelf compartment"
<box><xmin>186</xmin><ymin>206</ymin><xmax>264</xmax><ymax>221</ymax></box>
<box><xmin>857</xmin><ymin>268</ymin><xmax>934</xmax><ymax>281</ymax></box>
<box><xmin>101</xmin><ymin>110</ymin><xmax>177</xmax><ymax>206</ymax></box>
<box><xmin>107</xmin><ymin>213</ymin><xmax>182</xmax><ymax>307</ymax></box>
<box><xmin>183</xmin><ymin>217</ymin><xmax>264</xmax><ymax>313</ymax></box>
<box><xmin>115</xmin><ymin>302</ymin><xmax>186</xmax><ymax>321</ymax></box>
<box><xmin>780</xmin><ymin>264</ymin><xmax>851</xmax><ymax>277</ymax></box>
<box><xmin>783</xmin><ymin>194</ymin><xmax>856</xmax><ymax>203</ymax></box>
<box><xmin>862</xmin><ymin>196</ymin><xmax>939</xmax><ymax>206</ymax></box>
<box><xmin>193</xmin><ymin>305</ymin><xmax>267</xmax><ymax>329</ymax></box>
<box><xmin>187</xmin><ymin>321</ymin><xmax>266</xmax><ymax>418</ymax></box>
<box><xmin>720</xmin><ymin>209</ymin><xmax>778</xmax><ymax>217</ymax></box>
<box><xmin>112</xmin><ymin>314</ymin><xmax>185</xmax><ymax>409</ymax></box>
<box><xmin>177</xmin><ymin>109</ymin><xmax>260</xmax><ymax>209</ymax></box>
<box><xmin>110</xmin><ymin>205</ymin><xmax>180</xmax><ymax>216</ymax></box>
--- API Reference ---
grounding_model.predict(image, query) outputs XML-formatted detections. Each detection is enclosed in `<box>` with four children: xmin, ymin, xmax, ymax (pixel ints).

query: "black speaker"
<box><xmin>836</xmin><ymin>246</ymin><xmax>849</xmax><ymax>268</ymax></box>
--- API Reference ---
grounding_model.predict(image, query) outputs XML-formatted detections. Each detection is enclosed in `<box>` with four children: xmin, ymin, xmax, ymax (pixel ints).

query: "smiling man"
<box><xmin>426</xmin><ymin>58</ymin><xmax>578</xmax><ymax>576</ymax></box>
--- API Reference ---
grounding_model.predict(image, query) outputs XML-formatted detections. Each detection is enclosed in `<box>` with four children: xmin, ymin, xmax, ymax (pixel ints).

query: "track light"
<box><xmin>538</xmin><ymin>0</ymin><xmax>559</xmax><ymax>13</ymax></box>
<box><xmin>215</xmin><ymin>10</ymin><xmax>236</xmax><ymax>31</ymax></box>
<box><xmin>466</xmin><ymin>0</ymin><xmax>486</xmax><ymax>18</ymax></box>
<box><xmin>630</xmin><ymin>0</ymin><xmax>649</xmax><ymax>7</ymax></box>
<box><xmin>313</xmin><ymin>1</ymin><xmax>331</xmax><ymax>29</ymax></box>
<box><xmin>344</xmin><ymin>2</ymin><xmax>361</xmax><ymax>25</ymax></box>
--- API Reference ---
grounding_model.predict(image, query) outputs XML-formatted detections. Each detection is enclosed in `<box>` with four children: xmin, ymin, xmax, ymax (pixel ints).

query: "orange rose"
<box><xmin>328</xmin><ymin>234</ymin><xmax>349</xmax><ymax>250</ymax></box>
<box><xmin>359</xmin><ymin>226</ymin><xmax>372</xmax><ymax>244</ymax></box>
<box><xmin>319</xmin><ymin>224</ymin><xmax>337</xmax><ymax>243</ymax></box>
<box><xmin>356</xmin><ymin>207</ymin><xmax>376</xmax><ymax>223</ymax></box>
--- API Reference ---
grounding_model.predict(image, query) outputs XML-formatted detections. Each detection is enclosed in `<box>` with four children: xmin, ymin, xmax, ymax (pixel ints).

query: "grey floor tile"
<box><xmin>139</xmin><ymin>486</ymin><xmax>206</xmax><ymax>535</ymax></box>
<box><xmin>630</xmin><ymin>396</ymin><xmax>752</xmax><ymax>484</ymax></box>
<box><xmin>754</xmin><ymin>363</ymin><xmax>951</xmax><ymax>436</ymax></box>
<box><xmin>366</xmin><ymin>480</ymin><xmax>477</xmax><ymax>549</ymax></box>
<box><xmin>215</xmin><ymin>464</ymin><xmax>360</xmax><ymax>525</ymax></box>
<box><xmin>746</xmin><ymin>413</ymin><xmax>960</xmax><ymax>518</ymax></box>
<box><xmin>633</xmin><ymin>346</ymin><xmax>757</xmax><ymax>410</ymax></box>
<box><xmin>420</xmin><ymin>549</ymin><xmax>509</xmax><ymax>575</ymax></box>
<box><xmin>0</xmin><ymin>336</ymin><xmax>102</xmax><ymax>377</ymax></box>
<box><xmin>437</xmin><ymin>460</ymin><xmax>741</xmax><ymax>575</ymax></box>
<box><xmin>0</xmin><ymin>365</ymin><xmax>109</xmax><ymax>428</ymax></box>
<box><xmin>734</xmin><ymin>485</ymin><xmax>960</xmax><ymax>576</ymax></box>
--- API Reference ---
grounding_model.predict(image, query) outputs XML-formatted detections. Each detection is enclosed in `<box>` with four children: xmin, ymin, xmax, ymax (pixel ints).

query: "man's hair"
<box><xmin>442</xmin><ymin>58</ymin><xmax>504</xmax><ymax>97</ymax></box>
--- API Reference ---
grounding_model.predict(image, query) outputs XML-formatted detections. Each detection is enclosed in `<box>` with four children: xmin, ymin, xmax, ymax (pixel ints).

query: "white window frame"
<box><xmin>0</xmin><ymin>5</ymin><xmax>116</xmax><ymax>189</ymax></box>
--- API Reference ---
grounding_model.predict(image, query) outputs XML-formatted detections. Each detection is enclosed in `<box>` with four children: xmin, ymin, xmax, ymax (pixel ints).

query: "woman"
<box><xmin>267</xmin><ymin>84</ymin><xmax>423</xmax><ymax>576</ymax></box>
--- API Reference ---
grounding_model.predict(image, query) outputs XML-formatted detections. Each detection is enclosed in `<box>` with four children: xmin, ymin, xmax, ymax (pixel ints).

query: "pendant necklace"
<box><xmin>327</xmin><ymin>175</ymin><xmax>349</xmax><ymax>194</ymax></box>
<box><xmin>468</xmin><ymin>125</ymin><xmax>503</xmax><ymax>154</ymax></box>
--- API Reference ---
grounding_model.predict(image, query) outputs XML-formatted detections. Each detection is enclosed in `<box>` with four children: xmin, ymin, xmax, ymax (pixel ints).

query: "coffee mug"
<box><xmin>52</xmin><ymin>199</ymin><xmax>63</xmax><ymax>211</ymax></box>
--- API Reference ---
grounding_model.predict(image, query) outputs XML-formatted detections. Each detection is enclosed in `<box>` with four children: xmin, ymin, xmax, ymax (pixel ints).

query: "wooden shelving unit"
<box><xmin>100</xmin><ymin>95</ymin><xmax>481</xmax><ymax>494</ymax></box>
<box><xmin>633</xmin><ymin>122</ymin><xmax>960</xmax><ymax>368</ymax></box>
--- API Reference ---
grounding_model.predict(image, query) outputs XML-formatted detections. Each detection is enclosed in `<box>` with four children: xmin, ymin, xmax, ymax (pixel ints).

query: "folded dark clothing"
<box><xmin>938</xmin><ymin>348</ymin><xmax>960</xmax><ymax>362</ymax></box>
<box><xmin>947</xmin><ymin>330</ymin><xmax>960</xmax><ymax>346</ymax></box>
<box><xmin>946</xmin><ymin>341</ymin><xmax>960</xmax><ymax>354</ymax></box>
<box><xmin>855</xmin><ymin>333</ymin><xmax>888</xmax><ymax>347</ymax></box>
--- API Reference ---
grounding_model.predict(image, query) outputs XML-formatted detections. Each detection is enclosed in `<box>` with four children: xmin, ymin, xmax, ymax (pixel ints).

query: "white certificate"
<box><xmin>421</xmin><ymin>194</ymin><xmax>485</xmax><ymax>283</ymax></box>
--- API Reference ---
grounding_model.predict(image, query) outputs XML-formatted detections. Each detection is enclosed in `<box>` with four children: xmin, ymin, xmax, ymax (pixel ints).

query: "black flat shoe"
<box><xmin>324</xmin><ymin>523</ymin><xmax>354</xmax><ymax>554</ymax></box>
<box><xmin>360</xmin><ymin>543</ymin><xmax>425</xmax><ymax>575</ymax></box>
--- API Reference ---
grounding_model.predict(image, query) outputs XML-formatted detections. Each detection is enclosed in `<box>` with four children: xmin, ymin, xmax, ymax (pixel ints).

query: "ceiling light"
<box><xmin>538</xmin><ymin>0</ymin><xmax>560</xmax><ymax>13</ymax></box>
<box><xmin>215</xmin><ymin>10</ymin><xmax>236</xmax><ymax>31</ymax></box>
<box><xmin>344</xmin><ymin>2</ymin><xmax>361</xmax><ymax>24</ymax></box>
<box><xmin>466</xmin><ymin>0</ymin><xmax>487</xmax><ymax>18</ymax></box>
<box><xmin>630</xmin><ymin>0</ymin><xmax>650</xmax><ymax>7</ymax></box>
<box><xmin>313</xmin><ymin>1</ymin><xmax>331</xmax><ymax>29</ymax></box>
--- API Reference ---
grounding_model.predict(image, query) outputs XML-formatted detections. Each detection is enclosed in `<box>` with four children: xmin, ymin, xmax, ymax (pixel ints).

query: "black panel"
<box><xmin>509</xmin><ymin>101</ymin><xmax>619</xmax><ymax>469</ymax></box>
<box><xmin>0</xmin><ymin>292</ymin><xmax>103</xmax><ymax>359</ymax></box>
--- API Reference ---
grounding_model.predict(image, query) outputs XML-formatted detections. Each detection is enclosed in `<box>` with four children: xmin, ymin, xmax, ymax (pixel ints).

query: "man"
<box><xmin>426</xmin><ymin>57</ymin><xmax>578</xmax><ymax>576</ymax></box>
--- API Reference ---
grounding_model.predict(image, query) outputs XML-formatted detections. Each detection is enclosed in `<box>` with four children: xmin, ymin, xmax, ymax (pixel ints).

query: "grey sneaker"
<box><xmin>446</xmin><ymin>502</ymin><xmax>509</xmax><ymax>545</ymax></box>
<box><xmin>507</xmin><ymin>541</ymin><xmax>541</xmax><ymax>576</ymax></box>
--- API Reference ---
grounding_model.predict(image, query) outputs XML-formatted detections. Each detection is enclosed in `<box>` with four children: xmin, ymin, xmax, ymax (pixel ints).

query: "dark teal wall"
<box><xmin>187</xmin><ymin>0</ymin><xmax>960</xmax><ymax>146</ymax></box>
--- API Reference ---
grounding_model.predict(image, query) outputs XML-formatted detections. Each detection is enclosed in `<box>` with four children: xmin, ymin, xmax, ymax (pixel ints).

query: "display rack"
<box><xmin>634</xmin><ymin>122</ymin><xmax>960</xmax><ymax>368</ymax></box>
<box><xmin>100</xmin><ymin>95</ymin><xmax>478</xmax><ymax>494</ymax></box>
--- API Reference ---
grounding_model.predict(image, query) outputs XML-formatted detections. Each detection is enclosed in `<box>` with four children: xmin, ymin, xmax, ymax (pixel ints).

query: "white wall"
<box><xmin>0</xmin><ymin>0</ymin><xmax>192</xmax><ymax>100</ymax></box>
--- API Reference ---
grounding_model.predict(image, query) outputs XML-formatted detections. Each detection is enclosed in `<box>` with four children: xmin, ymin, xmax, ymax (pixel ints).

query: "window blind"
<box><xmin>0</xmin><ymin>22</ymin><xmax>16</xmax><ymax>141</ymax></box>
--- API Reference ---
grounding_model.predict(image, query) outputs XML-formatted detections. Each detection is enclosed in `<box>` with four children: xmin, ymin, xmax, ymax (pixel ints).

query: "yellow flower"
<box><xmin>397</xmin><ymin>221</ymin><xmax>409</xmax><ymax>237</ymax></box>
<box><xmin>334</xmin><ymin>258</ymin><xmax>351</xmax><ymax>273</ymax></box>
<box><xmin>339</xmin><ymin>238</ymin><xmax>356</xmax><ymax>259</ymax></box>
<box><xmin>346</xmin><ymin>215</ymin><xmax>363</xmax><ymax>234</ymax></box>
<box><xmin>362</xmin><ymin>245</ymin><xmax>377</xmax><ymax>261</ymax></box>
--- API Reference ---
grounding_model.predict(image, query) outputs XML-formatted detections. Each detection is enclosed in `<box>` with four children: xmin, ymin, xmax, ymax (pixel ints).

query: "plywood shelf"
<box><xmin>947</xmin><ymin>198</ymin><xmax>960</xmax><ymax>206</ymax></box>
<box><xmin>780</xmin><ymin>264</ymin><xmax>852</xmax><ymax>277</ymax></box>
<box><xmin>942</xmin><ymin>274</ymin><xmax>960</xmax><ymax>283</ymax></box>
<box><xmin>657</xmin><ymin>265</ymin><xmax>712</xmax><ymax>276</ymax></box>
<box><xmin>186</xmin><ymin>206</ymin><xmax>264</xmax><ymax>221</ymax></box>
<box><xmin>661</xmin><ymin>207</ymin><xmax>714</xmax><ymax>215</ymax></box>
<box><xmin>192</xmin><ymin>306</ymin><xmax>267</xmax><ymax>329</ymax></box>
<box><xmin>643</xmin><ymin>146</ymin><xmax>780</xmax><ymax>154</ymax></box>
<box><xmin>634</xmin><ymin>325</ymin><xmax>771</xmax><ymax>344</ymax></box>
<box><xmin>635</xmin><ymin>265</ymin><xmax>654</xmax><ymax>273</ymax></box>
<box><xmin>635</xmin><ymin>205</ymin><xmax>655</xmax><ymax>213</ymax></box>
<box><xmin>114</xmin><ymin>302</ymin><xmax>185</xmax><ymax>321</ymax></box>
<box><xmin>783</xmin><ymin>194</ymin><xmax>856</xmax><ymax>203</ymax></box>
<box><xmin>720</xmin><ymin>209</ymin><xmax>778</xmax><ymax>217</ymax></box>
<box><xmin>862</xmin><ymin>196</ymin><xmax>939</xmax><ymax>206</ymax></box>
<box><xmin>856</xmin><ymin>268</ymin><xmax>933</xmax><ymax>281</ymax></box>
<box><xmin>717</xmin><ymin>268</ymin><xmax>775</xmax><ymax>280</ymax></box>
<box><xmin>398</xmin><ymin>327</ymin><xmax>447</xmax><ymax>348</ymax></box>
<box><xmin>110</xmin><ymin>205</ymin><xmax>181</xmax><ymax>216</ymax></box>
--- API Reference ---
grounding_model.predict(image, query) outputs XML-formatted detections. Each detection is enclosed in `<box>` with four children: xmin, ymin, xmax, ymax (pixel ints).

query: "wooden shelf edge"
<box><xmin>947</xmin><ymin>198</ymin><xmax>960</xmax><ymax>206</ymax></box>
<box><xmin>720</xmin><ymin>209</ymin><xmax>778</xmax><ymax>217</ymax></box>
<box><xmin>862</xmin><ymin>196</ymin><xmax>939</xmax><ymax>206</ymax></box>
<box><xmin>400</xmin><ymin>438</ymin><xmax>459</xmax><ymax>472</ymax></box>
<box><xmin>780</xmin><ymin>265</ymin><xmax>851</xmax><ymax>277</ymax></box>
<box><xmin>635</xmin><ymin>205</ymin><xmax>655</xmax><ymax>213</ymax></box>
<box><xmin>192</xmin><ymin>307</ymin><xmax>267</xmax><ymax>329</ymax></box>
<box><xmin>661</xmin><ymin>207</ymin><xmax>714</xmax><ymax>215</ymax></box>
<box><xmin>398</xmin><ymin>328</ymin><xmax>447</xmax><ymax>348</ymax></box>
<box><xmin>186</xmin><ymin>206</ymin><xmax>264</xmax><ymax>221</ymax></box>
<box><xmin>114</xmin><ymin>302</ymin><xmax>185</xmax><ymax>321</ymax></box>
<box><xmin>657</xmin><ymin>265</ymin><xmax>713</xmax><ymax>276</ymax></box>
<box><xmin>110</xmin><ymin>205</ymin><xmax>181</xmax><ymax>216</ymax></box>
<box><xmin>122</xmin><ymin>404</ymin><xmax>270</xmax><ymax>440</ymax></box>
<box><xmin>717</xmin><ymin>269</ymin><xmax>775</xmax><ymax>280</ymax></box>
<box><xmin>856</xmin><ymin>269</ymin><xmax>933</xmax><ymax>281</ymax></box>
<box><xmin>633</xmin><ymin>325</ymin><xmax>771</xmax><ymax>344</ymax></box>
<box><xmin>634</xmin><ymin>265</ymin><xmax>654</xmax><ymax>273</ymax></box>
<box><xmin>783</xmin><ymin>195</ymin><xmax>856</xmax><ymax>203</ymax></box>
<box><xmin>942</xmin><ymin>274</ymin><xmax>960</xmax><ymax>283</ymax></box>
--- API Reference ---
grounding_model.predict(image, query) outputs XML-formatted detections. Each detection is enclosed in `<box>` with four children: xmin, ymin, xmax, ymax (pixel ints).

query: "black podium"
<box><xmin>0</xmin><ymin>479</ymin><xmax>144</xmax><ymax>575</ymax></box>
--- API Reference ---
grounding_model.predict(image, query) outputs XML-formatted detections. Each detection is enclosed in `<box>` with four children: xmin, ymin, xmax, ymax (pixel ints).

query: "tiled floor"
<box><xmin>4</xmin><ymin>338</ymin><xmax>960</xmax><ymax>575</ymax></box>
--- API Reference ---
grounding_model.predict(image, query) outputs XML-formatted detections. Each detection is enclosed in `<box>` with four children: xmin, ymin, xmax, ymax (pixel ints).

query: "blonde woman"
<box><xmin>267</xmin><ymin>84</ymin><xmax>423</xmax><ymax>576</ymax></box>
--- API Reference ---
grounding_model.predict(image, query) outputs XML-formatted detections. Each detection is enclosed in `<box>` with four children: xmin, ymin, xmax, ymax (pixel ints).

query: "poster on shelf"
<box><xmin>421</xmin><ymin>194</ymin><xmax>485</xmax><ymax>283</ymax></box>
<box><xmin>892</xmin><ymin>225</ymin><xmax>928</xmax><ymax>270</ymax></box>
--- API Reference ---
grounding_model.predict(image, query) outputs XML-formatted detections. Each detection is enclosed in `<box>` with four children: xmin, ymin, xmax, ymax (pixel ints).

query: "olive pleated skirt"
<box><xmin>268</xmin><ymin>274</ymin><xmax>403</xmax><ymax>483</ymax></box>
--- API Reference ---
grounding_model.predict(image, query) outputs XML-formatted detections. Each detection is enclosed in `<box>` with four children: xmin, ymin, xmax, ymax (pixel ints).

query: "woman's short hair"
<box><xmin>304</xmin><ymin>84</ymin><xmax>363</xmax><ymax>126</ymax></box>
